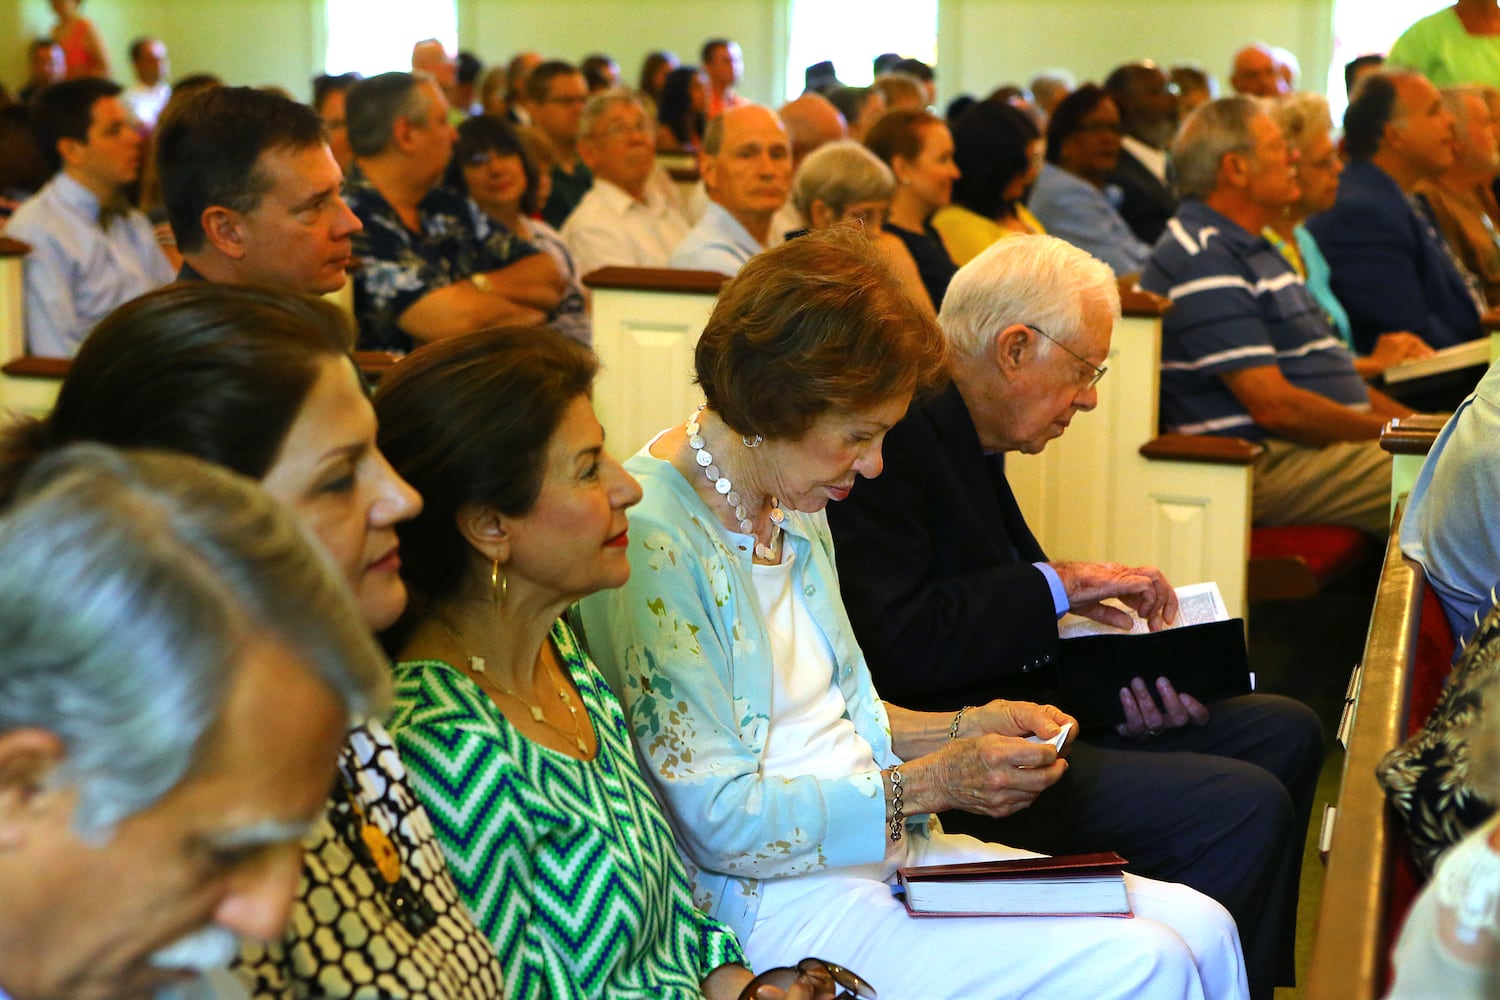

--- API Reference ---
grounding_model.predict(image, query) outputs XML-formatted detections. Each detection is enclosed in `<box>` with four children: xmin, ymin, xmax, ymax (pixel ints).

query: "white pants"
<box><xmin>745</xmin><ymin>830</ymin><xmax>1250</xmax><ymax>1000</ymax></box>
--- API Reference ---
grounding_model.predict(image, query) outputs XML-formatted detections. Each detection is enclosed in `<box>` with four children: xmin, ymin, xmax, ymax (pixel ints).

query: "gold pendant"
<box><xmin>361</xmin><ymin>822</ymin><xmax>401</xmax><ymax>884</ymax></box>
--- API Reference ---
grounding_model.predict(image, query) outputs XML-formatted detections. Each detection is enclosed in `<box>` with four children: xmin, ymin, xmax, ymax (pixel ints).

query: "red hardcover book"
<box><xmin>896</xmin><ymin>852</ymin><xmax>1132</xmax><ymax>917</ymax></box>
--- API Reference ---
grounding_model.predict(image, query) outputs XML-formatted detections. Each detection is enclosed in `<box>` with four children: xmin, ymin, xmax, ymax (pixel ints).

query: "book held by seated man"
<box><xmin>896</xmin><ymin>852</ymin><xmax>1131</xmax><ymax>917</ymax></box>
<box><xmin>1053</xmin><ymin>582</ymin><xmax>1253</xmax><ymax>731</ymax></box>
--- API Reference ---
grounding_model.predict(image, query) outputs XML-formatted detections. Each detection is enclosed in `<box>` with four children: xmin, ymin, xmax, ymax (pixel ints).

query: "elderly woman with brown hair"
<box><xmin>577</xmin><ymin>228</ymin><xmax>1250</xmax><ymax>999</ymax></box>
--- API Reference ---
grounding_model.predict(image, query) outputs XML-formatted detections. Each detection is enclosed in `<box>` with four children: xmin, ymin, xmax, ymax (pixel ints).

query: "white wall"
<box><xmin>4</xmin><ymin>0</ymin><xmax>1346</xmax><ymax>109</ymax></box>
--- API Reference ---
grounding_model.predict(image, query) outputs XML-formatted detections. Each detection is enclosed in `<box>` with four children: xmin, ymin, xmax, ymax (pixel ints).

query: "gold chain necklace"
<box><xmin>439</xmin><ymin>620</ymin><xmax>589</xmax><ymax>753</ymax></box>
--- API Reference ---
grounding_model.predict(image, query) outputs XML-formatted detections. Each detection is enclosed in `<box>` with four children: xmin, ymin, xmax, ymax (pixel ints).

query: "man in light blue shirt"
<box><xmin>670</xmin><ymin>104</ymin><xmax>792</xmax><ymax>275</ymax></box>
<box><xmin>5</xmin><ymin>79</ymin><xmax>172</xmax><ymax>358</ymax></box>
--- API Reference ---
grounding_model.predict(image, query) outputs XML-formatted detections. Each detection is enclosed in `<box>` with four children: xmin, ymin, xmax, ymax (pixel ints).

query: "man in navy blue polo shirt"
<box><xmin>1142</xmin><ymin>96</ymin><xmax>1412</xmax><ymax>536</ymax></box>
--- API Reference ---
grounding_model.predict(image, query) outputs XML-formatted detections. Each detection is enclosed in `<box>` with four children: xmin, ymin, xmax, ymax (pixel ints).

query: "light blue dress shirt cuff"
<box><xmin>1033</xmin><ymin>561</ymin><xmax>1069</xmax><ymax>619</ymax></box>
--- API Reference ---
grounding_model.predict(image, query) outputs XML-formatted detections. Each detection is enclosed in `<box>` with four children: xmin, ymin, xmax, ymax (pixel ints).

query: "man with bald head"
<box><xmin>772</xmin><ymin>91</ymin><xmax>848</xmax><ymax>236</ymax></box>
<box><xmin>1104</xmin><ymin>61</ymin><xmax>1179</xmax><ymax>244</ymax></box>
<box><xmin>1308</xmin><ymin>71</ymin><xmax>1482</xmax><ymax>354</ymax></box>
<box><xmin>1230</xmin><ymin>44</ymin><xmax>1289</xmax><ymax>98</ymax></box>
<box><xmin>669</xmin><ymin>105</ymin><xmax>793</xmax><ymax>274</ymax></box>
<box><xmin>412</xmin><ymin>40</ymin><xmax>455</xmax><ymax>96</ymax></box>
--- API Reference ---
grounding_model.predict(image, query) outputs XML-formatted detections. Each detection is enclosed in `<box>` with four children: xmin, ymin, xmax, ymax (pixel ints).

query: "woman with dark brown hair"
<box><xmin>447</xmin><ymin>116</ymin><xmax>590</xmax><ymax>345</ymax></box>
<box><xmin>0</xmin><ymin>283</ymin><xmax>504</xmax><ymax>1000</ymax></box>
<box><xmin>373</xmin><ymin>325</ymin><xmax>845</xmax><ymax>1000</ymax></box>
<box><xmin>931</xmin><ymin>99</ymin><xmax>1045</xmax><ymax>264</ymax></box>
<box><xmin>577</xmin><ymin>228</ymin><xmax>1250</xmax><ymax>999</ymax></box>
<box><xmin>863</xmin><ymin>108</ymin><xmax>960</xmax><ymax>309</ymax></box>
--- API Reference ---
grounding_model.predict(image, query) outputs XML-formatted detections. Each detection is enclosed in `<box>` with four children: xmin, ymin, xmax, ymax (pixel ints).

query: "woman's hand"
<box><xmin>897</xmin><ymin>733</ymin><xmax>1067</xmax><ymax>819</ymax></box>
<box><xmin>967</xmin><ymin>699</ymin><xmax>1077</xmax><ymax>748</ymax></box>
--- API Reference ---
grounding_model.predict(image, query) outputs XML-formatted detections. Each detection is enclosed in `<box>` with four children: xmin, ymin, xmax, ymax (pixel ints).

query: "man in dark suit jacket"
<box><xmin>1306</xmin><ymin>71</ymin><xmax>1482</xmax><ymax>354</ymax></box>
<box><xmin>1104</xmin><ymin>62</ymin><xmax>1179</xmax><ymax>245</ymax></box>
<box><xmin>826</xmin><ymin>235</ymin><xmax>1322</xmax><ymax>1000</ymax></box>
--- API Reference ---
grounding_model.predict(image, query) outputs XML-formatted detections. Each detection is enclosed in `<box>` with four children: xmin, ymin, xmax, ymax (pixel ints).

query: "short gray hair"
<box><xmin>347</xmin><ymin>71</ymin><xmax>434</xmax><ymax>158</ymax></box>
<box><xmin>0</xmin><ymin>445</ymin><xmax>388</xmax><ymax>841</ymax></box>
<box><xmin>791</xmin><ymin>140</ymin><xmax>895</xmax><ymax>219</ymax></box>
<box><xmin>1171</xmin><ymin>95</ymin><xmax>1259</xmax><ymax>200</ymax></box>
<box><xmin>1265</xmin><ymin>92</ymin><xmax>1331</xmax><ymax>152</ymax></box>
<box><xmin>939</xmin><ymin>234</ymin><xmax>1119</xmax><ymax>360</ymax></box>
<box><xmin>578</xmin><ymin>91</ymin><xmax>645</xmax><ymax>140</ymax></box>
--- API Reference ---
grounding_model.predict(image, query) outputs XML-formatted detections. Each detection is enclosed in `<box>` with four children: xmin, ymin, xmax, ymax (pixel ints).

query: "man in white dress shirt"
<box><xmin>121</xmin><ymin>37</ymin><xmax>171</xmax><ymax>130</ymax></box>
<box><xmin>562</xmin><ymin>93</ymin><xmax>690</xmax><ymax>276</ymax></box>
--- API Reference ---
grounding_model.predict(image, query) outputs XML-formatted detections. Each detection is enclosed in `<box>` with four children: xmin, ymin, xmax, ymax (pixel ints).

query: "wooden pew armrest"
<box><xmin>1305</xmin><ymin>505</ymin><xmax>1423</xmax><ymax>1000</ymax></box>
<box><xmin>1139</xmin><ymin>433</ymin><xmax>1263</xmax><ymax>465</ymax></box>
<box><xmin>582</xmin><ymin>267</ymin><xmax>729</xmax><ymax>294</ymax></box>
<box><xmin>1380</xmin><ymin>414</ymin><xmax>1448</xmax><ymax>457</ymax></box>
<box><xmin>1</xmin><ymin>356</ymin><xmax>69</xmax><ymax>379</ymax></box>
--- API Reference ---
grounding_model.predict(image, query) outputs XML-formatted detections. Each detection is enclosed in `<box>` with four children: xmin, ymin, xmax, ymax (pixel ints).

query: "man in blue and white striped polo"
<box><xmin>1141</xmin><ymin>96</ymin><xmax>1413</xmax><ymax>537</ymax></box>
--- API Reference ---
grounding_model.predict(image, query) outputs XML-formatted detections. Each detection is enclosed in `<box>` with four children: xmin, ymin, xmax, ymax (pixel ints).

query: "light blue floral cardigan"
<box><xmin>576</xmin><ymin>451</ymin><xmax>929</xmax><ymax>944</ymax></box>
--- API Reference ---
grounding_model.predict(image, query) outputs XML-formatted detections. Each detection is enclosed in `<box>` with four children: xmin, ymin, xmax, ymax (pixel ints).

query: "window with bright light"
<box><xmin>1326</xmin><ymin>1</ymin><xmax>1446</xmax><ymax>122</ymax></box>
<box><xmin>324</xmin><ymin>0</ymin><xmax>457</xmax><ymax>77</ymax></box>
<box><xmin>785</xmin><ymin>0</ymin><xmax>938</xmax><ymax>99</ymax></box>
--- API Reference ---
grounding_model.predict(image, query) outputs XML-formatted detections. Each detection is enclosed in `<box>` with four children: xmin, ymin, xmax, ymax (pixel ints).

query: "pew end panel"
<box><xmin>1134</xmin><ymin>434</ymin><xmax>1259</xmax><ymax>620</ymax></box>
<box><xmin>584</xmin><ymin>267</ymin><xmax>726</xmax><ymax>456</ymax></box>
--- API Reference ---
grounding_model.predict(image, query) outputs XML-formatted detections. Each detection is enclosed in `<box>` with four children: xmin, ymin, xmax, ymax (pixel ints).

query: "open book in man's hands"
<box><xmin>1057</xmin><ymin>581</ymin><xmax>1228</xmax><ymax>638</ymax></box>
<box><xmin>1049</xmin><ymin>583</ymin><xmax>1251</xmax><ymax>731</ymax></box>
<box><xmin>896</xmin><ymin>852</ymin><xmax>1132</xmax><ymax>917</ymax></box>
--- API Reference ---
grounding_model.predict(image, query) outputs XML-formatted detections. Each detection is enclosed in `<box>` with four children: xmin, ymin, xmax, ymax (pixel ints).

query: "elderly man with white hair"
<box><xmin>0</xmin><ymin>446</ymin><xmax>387</xmax><ymax>1000</ymax></box>
<box><xmin>561</xmin><ymin>92</ymin><xmax>690</xmax><ymax>276</ymax></box>
<box><xmin>827</xmin><ymin>235</ymin><xmax>1324</xmax><ymax>1000</ymax></box>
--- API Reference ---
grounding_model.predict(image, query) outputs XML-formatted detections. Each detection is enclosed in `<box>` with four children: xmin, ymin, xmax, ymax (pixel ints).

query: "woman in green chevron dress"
<box><xmin>374</xmin><ymin>327</ymin><xmax>846</xmax><ymax>1000</ymax></box>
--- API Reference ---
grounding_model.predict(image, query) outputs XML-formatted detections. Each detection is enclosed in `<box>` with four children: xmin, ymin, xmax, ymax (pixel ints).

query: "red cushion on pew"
<box><xmin>1407</xmin><ymin>585</ymin><xmax>1457</xmax><ymax>739</ymax></box>
<box><xmin>1249</xmin><ymin>524</ymin><xmax>1372</xmax><ymax>582</ymax></box>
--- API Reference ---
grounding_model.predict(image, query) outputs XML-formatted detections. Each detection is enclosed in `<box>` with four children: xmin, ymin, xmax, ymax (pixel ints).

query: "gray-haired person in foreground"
<box><xmin>0</xmin><ymin>445</ymin><xmax>387</xmax><ymax>1000</ymax></box>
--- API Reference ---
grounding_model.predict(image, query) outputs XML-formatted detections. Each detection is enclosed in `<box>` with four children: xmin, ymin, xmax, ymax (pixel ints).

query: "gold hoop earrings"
<box><xmin>491</xmin><ymin>559</ymin><xmax>507</xmax><ymax>606</ymax></box>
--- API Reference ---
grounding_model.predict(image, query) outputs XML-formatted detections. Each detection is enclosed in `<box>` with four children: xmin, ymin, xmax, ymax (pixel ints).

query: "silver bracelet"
<box><xmin>888</xmin><ymin>765</ymin><xmax>905</xmax><ymax>841</ymax></box>
<box><xmin>949</xmin><ymin>705</ymin><xmax>975</xmax><ymax>741</ymax></box>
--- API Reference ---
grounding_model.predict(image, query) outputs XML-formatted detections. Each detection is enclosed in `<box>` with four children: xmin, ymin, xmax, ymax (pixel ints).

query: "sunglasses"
<box><xmin>742</xmin><ymin>957</ymin><xmax>877</xmax><ymax>999</ymax></box>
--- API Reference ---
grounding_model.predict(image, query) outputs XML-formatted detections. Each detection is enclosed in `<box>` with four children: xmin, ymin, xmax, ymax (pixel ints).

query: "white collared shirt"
<box><xmin>1122</xmin><ymin>134</ymin><xmax>1169</xmax><ymax>185</ymax></box>
<box><xmin>560</xmin><ymin>176</ymin><xmax>690</xmax><ymax>277</ymax></box>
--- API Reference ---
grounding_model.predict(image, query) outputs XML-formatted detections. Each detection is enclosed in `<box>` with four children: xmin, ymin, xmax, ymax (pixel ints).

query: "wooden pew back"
<box><xmin>584</xmin><ymin>266</ymin><xmax>726</xmax><ymax>455</ymax></box>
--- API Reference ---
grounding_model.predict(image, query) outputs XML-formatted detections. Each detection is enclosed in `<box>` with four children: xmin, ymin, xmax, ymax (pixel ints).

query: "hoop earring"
<box><xmin>491</xmin><ymin>559</ymin><xmax>507</xmax><ymax>606</ymax></box>
<box><xmin>742</xmin><ymin>432</ymin><xmax>763</xmax><ymax>448</ymax></box>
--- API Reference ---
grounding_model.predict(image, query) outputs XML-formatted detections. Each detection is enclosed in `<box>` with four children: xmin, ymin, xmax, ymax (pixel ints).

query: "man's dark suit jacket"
<box><xmin>1109</xmin><ymin>146</ymin><xmax>1177</xmax><ymax>246</ymax></box>
<box><xmin>1306</xmin><ymin>158</ymin><xmax>1480</xmax><ymax>354</ymax></box>
<box><xmin>825</xmin><ymin>382</ymin><xmax>1061</xmax><ymax>713</ymax></box>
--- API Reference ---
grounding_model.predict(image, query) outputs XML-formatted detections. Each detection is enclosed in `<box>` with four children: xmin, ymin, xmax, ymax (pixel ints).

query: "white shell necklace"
<box><xmin>685</xmin><ymin>406</ymin><xmax>784</xmax><ymax>560</ymax></box>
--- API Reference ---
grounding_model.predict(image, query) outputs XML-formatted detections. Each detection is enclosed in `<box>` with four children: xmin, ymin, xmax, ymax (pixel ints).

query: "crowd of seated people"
<box><xmin>10</xmin><ymin>16</ymin><xmax>1500</xmax><ymax>999</ymax></box>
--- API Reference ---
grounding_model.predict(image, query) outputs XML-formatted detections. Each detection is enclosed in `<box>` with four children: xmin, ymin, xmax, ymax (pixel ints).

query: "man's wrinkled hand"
<box><xmin>1115</xmin><ymin>676</ymin><xmax>1211</xmax><ymax>739</ymax></box>
<box><xmin>1052</xmin><ymin>560</ymin><xmax>1178</xmax><ymax>630</ymax></box>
